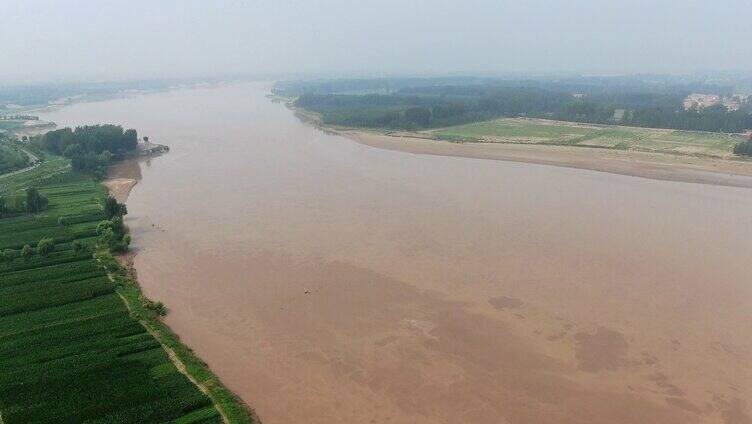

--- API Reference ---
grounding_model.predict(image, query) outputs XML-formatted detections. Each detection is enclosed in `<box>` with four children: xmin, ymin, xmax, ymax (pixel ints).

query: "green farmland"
<box><xmin>0</xmin><ymin>167</ymin><xmax>252</xmax><ymax>422</ymax></box>
<box><xmin>429</xmin><ymin>118</ymin><xmax>743</xmax><ymax>157</ymax></box>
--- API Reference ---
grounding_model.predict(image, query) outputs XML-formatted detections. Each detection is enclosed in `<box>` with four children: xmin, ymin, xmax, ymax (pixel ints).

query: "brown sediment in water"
<box><xmin>39</xmin><ymin>83</ymin><xmax>752</xmax><ymax>424</ymax></box>
<box><xmin>488</xmin><ymin>295</ymin><xmax>523</xmax><ymax>310</ymax></box>
<box><xmin>574</xmin><ymin>327</ymin><xmax>630</xmax><ymax>373</ymax></box>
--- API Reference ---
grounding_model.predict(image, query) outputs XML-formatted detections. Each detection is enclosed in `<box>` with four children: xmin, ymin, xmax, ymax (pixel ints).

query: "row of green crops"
<box><xmin>0</xmin><ymin>172</ymin><xmax>223</xmax><ymax>423</ymax></box>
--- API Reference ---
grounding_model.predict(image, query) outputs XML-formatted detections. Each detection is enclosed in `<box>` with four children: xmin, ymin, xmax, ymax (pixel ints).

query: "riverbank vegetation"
<box><xmin>278</xmin><ymin>76</ymin><xmax>752</xmax><ymax>135</ymax></box>
<box><xmin>0</xmin><ymin>156</ymin><xmax>255</xmax><ymax>422</ymax></box>
<box><xmin>0</xmin><ymin>141</ymin><xmax>29</xmax><ymax>174</ymax></box>
<box><xmin>0</xmin><ymin>80</ymin><xmax>201</xmax><ymax>116</ymax></box>
<box><xmin>278</xmin><ymin>76</ymin><xmax>752</xmax><ymax>158</ymax></box>
<box><xmin>38</xmin><ymin>124</ymin><xmax>138</xmax><ymax>178</ymax></box>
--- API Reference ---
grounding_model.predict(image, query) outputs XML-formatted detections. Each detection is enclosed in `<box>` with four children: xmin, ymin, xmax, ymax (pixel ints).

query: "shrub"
<box><xmin>733</xmin><ymin>139</ymin><xmax>752</xmax><ymax>157</ymax></box>
<box><xmin>37</xmin><ymin>238</ymin><xmax>55</xmax><ymax>257</ymax></box>
<box><xmin>2</xmin><ymin>248</ymin><xmax>18</xmax><ymax>262</ymax></box>
<box><xmin>21</xmin><ymin>244</ymin><xmax>34</xmax><ymax>260</ymax></box>
<box><xmin>142</xmin><ymin>297</ymin><xmax>168</xmax><ymax>317</ymax></box>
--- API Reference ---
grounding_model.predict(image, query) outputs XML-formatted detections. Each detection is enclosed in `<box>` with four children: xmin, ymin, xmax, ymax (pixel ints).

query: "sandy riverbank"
<box><xmin>335</xmin><ymin>129</ymin><xmax>752</xmax><ymax>188</ymax></box>
<box><xmin>103</xmin><ymin>159</ymin><xmax>142</xmax><ymax>202</ymax></box>
<box><xmin>102</xmin><ymin>159</ymin><xmax>143</xmax><ymax>272</ymax></box>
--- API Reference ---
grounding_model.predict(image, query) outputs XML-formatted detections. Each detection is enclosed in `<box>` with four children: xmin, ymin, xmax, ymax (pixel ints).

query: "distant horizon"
<box><xmin>3</xmin><ymin>0</ymin><xmax>751</xmax><ymax>84</ymax></box>
<box><xmin>3</xmin><ymin>69</ymin><xmax>752</xmax><ymax>87</ymax></box>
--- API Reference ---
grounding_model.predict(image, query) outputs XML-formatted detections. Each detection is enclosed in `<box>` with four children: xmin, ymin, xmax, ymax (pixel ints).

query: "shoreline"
<box><xmin>332</xmin><ymin>128</ymin><xmax>752</xmax><ymax>189</ymax></box>
<box><xmin>280</xmin><ymin>97</ymin><xmax>752</xmax><ymax>189</ymax></box>
<box><xmin>103</xmin><ymin>177</ymin><xmax>138</xmax><ymax>202</ymax></box>
<box><xmin>103</xmin><ymin>158</ymin><xmax>258</xmax><ymax>423</ymax></box>
<box><xmin>67</xmin><ymin>84</ymin><xmax>750</xmax><ymax>423</ymax></box>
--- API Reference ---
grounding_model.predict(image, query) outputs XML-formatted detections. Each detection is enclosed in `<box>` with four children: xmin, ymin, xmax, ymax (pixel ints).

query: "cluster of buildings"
<box><xmin>683</xmin><ymin>93</ymin><xmax>749</xmax><ymax>111</ymax></box>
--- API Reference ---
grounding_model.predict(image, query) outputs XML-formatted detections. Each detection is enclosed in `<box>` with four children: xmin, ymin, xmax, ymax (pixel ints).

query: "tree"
<box><xmin>25</xmin><ymin>188</ymin><xmax>48</xmax><ymax>213</ymax></box>
<box><xmin>122</xmin><ymin>129</ymin><xmax>138</xmax><ymax>151</ymax></box>
<box><xmin>98</xmin><ymin>227</ymin><xmax>116</xmax><ymax>249</ymax></box>
<box><xmin>98</xmin><ymin>150</ymin><xmax>113</xmax><ymax>163</ymax></box>
<box><xmin>97</xmin><ymin>217</ymin><xmax>121</xmax><ymax>235</ymax></box>
<box><xmin>103</xmin><ymin>195</ymin><xmax>127</xmax><ymax>219</ymax></box>
<box><xmin>63</xmin><ymin>143</ymin><xmax>84</xmax><ymax>159</ymax></box>
<box><xmin>97</xmin><ymin>217</ymin><xmax>130</xmax><ymax>252</ymax></box>
<box><xmin>404</xmin><ymin>107</ymin><xmax>432</xmax><ymax>127</ymax></box>
<box><xmin>37</xmin><ymin>238</ymin><xmax>54</xmax><ymax>257</ymax></box>
<box><xmin>21</xmin><ymin>244</ymin><xmax>34</xmax><ymax>260</ymax></box>
<box><xmin>41</xmin><ymin>125</ymin><xmax>139</xmax><ymax>155</ymax></box>
<box><xmin>98</xmin><ymin>227</ymin><xmax>129</xmax><ymax>252</ymax></box>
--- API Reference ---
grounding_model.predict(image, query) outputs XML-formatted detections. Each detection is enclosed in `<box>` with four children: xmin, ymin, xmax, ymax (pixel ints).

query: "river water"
<box><xmin>40</xmin><ymin>83</ymin><xmax>752</xmax><ymax>424</ymax></box>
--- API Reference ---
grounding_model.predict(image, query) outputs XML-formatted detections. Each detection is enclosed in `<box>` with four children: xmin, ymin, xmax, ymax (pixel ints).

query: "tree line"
<box><xmin>36</xmin><ymin>124</ymin><xmax>138</xmax><ymax>178</ymax></box>
<box><xmin>293</xmin><ymin>82</ymin><xmax>752</xmax><ymax>134</ymax></box>
<box><xmin>624</xmin><ymin>104</ymin><xmax>752</xmax><ymax>133</ymax></box>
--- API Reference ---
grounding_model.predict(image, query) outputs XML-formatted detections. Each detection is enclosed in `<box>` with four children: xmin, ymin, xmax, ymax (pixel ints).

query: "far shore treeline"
<box><xmin>277</xmin><ymin>77</ymin><xmax>752</xmax><ymax>135</ymax></box>
<box><xmin>37</xmin><ymin>124</ymin><xmax>138</xmax><ymax>178</ymax></box>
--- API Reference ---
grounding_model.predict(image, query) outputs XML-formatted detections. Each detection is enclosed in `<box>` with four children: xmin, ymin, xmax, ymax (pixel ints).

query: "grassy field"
<box><xmin>0</xmin><ymin>168</ymin><xmax>254</xmax><ymax>423</ymax></box>
<box><xmin>429</xmin><ymin>118</ymin><xmax>743</xmax><ymax>157</ymax></box>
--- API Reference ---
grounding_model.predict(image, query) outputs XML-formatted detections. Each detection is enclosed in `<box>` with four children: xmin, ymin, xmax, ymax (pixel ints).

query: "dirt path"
<box><xmin>115</xmin><ymin>292</ymin><xmax>232</xmax><ymax>424</ymax></box>
<box><xmin>138</xmin><ymin>309</ymin><xmax>231</xmax><ymax>424</ymax></box>
<box><xmin>19</xmin><ymin>146</ymin><xmax>39</xmax><ymax>165</ymax></box>
<box><xmin>0</xmin><ymin>145</ymin><xmax>41</xmax><ymax>179</ymax></box>
<box><xmin>102</xmin><ymin>266</ymin><xmax>231</xmax><ymax>424</ymax></box>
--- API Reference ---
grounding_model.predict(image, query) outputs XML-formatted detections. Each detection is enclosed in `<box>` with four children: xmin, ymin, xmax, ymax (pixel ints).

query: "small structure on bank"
<box><xmin>137</xmin><ymin>137</ymin><xmax>169</xmax><ymax>156</ymax></box>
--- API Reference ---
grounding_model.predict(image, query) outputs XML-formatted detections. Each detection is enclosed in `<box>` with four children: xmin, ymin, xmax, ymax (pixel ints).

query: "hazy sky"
<box><xmin>2</xmin><ymin>0</ymin><xmax>751</xmax><ymax>83</ymax></box>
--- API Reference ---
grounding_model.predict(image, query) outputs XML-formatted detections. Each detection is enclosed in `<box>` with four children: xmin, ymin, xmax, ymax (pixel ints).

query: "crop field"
<box><xmin>0</xmin><ymin>172</ymin><xmax>223</xmax><ymax>423</ymax></box>
<box><xmin>429</xmin><ymin>118</ymin><xmax>743</xmax><ymax>157</ymax></box>
<box><xmin>0</xmin><ymin>156</ymin><xmax>69</xmax><ymax>195</ymax></box>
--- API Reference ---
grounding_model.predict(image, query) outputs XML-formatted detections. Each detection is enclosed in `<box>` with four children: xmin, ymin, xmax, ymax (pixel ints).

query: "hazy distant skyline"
<box><xmin>3</xmin><ymin>0</ymin><xmax>751</xmax><ymax>83</ymax></box>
